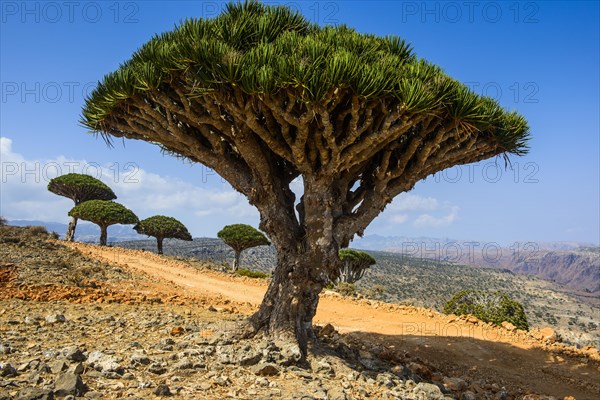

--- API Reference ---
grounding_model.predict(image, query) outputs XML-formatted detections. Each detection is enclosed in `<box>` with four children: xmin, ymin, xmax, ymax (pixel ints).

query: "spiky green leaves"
<box><xmin>217</xmin><ymin>223</ymin><xmax>270</xmax><ymax>253</ymax></box>
<box><xmin>134</xmin><ymin>215</ymin><xmax>192</xmax><ymax>241</ymax></box>
<box><xmin>48</xmin><ymin>173</ymin><xmax>116</xmax><ymax>204</ymax></box>
<box><xmin>82</xmin><ymin>1</ymin><xmax>529</xmax><ymax>155</ymax></box>
<box><xmin>338</xmin><ymin>249</ymin><xmax>376</xmax><ymax>268</ymax></box>
<box><xmin>69</xmin><ymin>200</ymin><xmax>138</xmax><ymax>228</ymax></box>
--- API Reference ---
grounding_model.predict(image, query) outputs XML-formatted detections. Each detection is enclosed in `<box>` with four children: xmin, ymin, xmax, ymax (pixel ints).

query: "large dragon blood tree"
<box><xmin>81</xmin><ymin>1</ymin><xmax>530</xmax><ymax>358</ymax></box>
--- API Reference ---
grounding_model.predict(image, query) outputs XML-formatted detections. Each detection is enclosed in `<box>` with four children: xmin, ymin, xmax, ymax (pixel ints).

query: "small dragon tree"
<box><xmin>218</xmin><ymin>224</ymin><xmax>270</xmax><ymax>271</ymax></box>
<box><xmin>68</xmin><ymin>200</ymin><xmax>138</xmax><ymax>246</ymax></box>
<box><xmin>337</xmin><ymin>249</ymin><xmax>376</xmax><ymax>284</ymax></box>
<box><xmin>134</xmin><ymin>215</ymin><xmax>193</xmax><ymax>254</ymax></box>
<box><xmin>48</xmin><ymin>173</ymin><xmax>116</xmax><ymax>241</ymax></box>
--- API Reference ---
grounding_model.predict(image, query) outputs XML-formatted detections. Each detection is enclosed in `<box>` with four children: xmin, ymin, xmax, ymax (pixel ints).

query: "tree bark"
<box><xmin>99</xmin><ymin>226</ymin><xmax>108</xmax><ymax>246</ymax></box>
<box><xmin>156</xmin><ymin>237</ymin><xmax>164</xmax><ymax>254</ymax></box>
<box><xmin>249</xmin><ymin>178</ymin><xmax>342</xmax><ymax>359</ymax></box>
<box><xmin>233</xmin><ymin>251</ymin><xmax>241</xmax><ymax>272</ymax></box>
<box><xmin>65</xmin><ymin>216</ymin><xmax>78</xmax><ymax>242</ymax></box>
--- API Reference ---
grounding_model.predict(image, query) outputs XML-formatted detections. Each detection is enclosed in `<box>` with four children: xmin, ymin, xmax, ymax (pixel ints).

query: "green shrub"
<box><xmin>336</xmin><ymin>282</ymin><xmax>357</xmax><ymax>297</ymax></box>
<box><xmin>443</xmin><ymin>290</ymin><xmax>529</xmax><ymax>330</ymax></box>
<box><xmin>235</xmin><ymin>268</ymin><xmax>268</xmax><ymax>279</ymax></box>
<box><xmin>0</xmin><ymin>216</ymin><xmax>7</xmax><ymax>226</ymax></box>
<box><xmin>27</xmin><ymin>225</ymin><xmax>50</xmax><ymax>237</ymax></box>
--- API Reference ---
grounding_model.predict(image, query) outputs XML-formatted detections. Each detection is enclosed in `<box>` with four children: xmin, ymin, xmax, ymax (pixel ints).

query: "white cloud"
<box><xmin>390</xmin><ymin>214</ymin><xmax>408</xmax><ymax>224</ymax></box>
<box><xmin>414</xmin><ymin>205</ymin><xmax>460</xmax><ymax>228</ymax></box>
<box><xmin>0</xmin><ymin>136</ymin><xmax>258</xmax><ymax>235</ymax></box>
<box><xmin>389</xmin><ymin>194</ymin><xmax>439</xmax><ymax>212</ymax></box>
<box><xmin>373</xmin><ymin>193</ymin><xmax>460</xmax><ymax>232</ymax></box>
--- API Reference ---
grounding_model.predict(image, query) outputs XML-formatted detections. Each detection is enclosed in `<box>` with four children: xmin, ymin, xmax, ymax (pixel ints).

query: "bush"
<box><xmin>235</xmin><ymin>268</ymin><xmax>268</xmax><ymax>279</ymax></box>
<box><xmin>336</xmin><ymin>282</ymin><xmax>357</xmax><ymax>297</ymax></box>
<box><xmin>443</xmin><ymin>290</ymin><xmax>529</xmax><ymax>331</ymax></box>
<box><xmin>27</xmin><ymin>225</ymin><xmax>50</xmax><ymax>237</ymax></box>
<box><xmin>0</xmin><ymin>216</ymin><xmax>7</xmax><ymax>226</ymax></box>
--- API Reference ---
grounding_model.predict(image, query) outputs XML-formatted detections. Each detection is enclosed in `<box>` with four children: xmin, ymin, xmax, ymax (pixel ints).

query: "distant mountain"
<box><xmin>351</xmin><ymin>235</ymin><xmax>599</xmax><ymax>295</ymax></box>
<box><xmin>9</xmin><ymin>220</ymin><xmax>144</xmax><ymax>242</ymax></box>
<box><xmin>350</xmin><ymin>234</ymin><xmax>594</xmax><ymax>252</ymax></box>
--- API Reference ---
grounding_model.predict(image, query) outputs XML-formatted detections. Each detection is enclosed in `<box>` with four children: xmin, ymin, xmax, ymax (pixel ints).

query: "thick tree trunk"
<box><xmin>156</xmin><ymin>237</ymin><xmax>164</xmax><ymax>254</ymax></box>
<box><xmin>65</xmin><ymin>216</ymin><xmax>78</xmax><ymax>242</ymax></box>
<box><xmin>99</xmin><ymin>226</ymin><xmax>108</xmax><ymax>246</ymax></box>
<box><xmin>250</xmin><ymin>178</ymin><xmax>342</xmax><ymax>360</ymax></box>
<box><xmin>232</xmin><ymin>251</ymin><xmax>241</xmax><ymax>271</ymax></box>
<box><xmin>249</xmin><ymin>248</ymin><xmax>326</xmax><ymax>359</ymax></box>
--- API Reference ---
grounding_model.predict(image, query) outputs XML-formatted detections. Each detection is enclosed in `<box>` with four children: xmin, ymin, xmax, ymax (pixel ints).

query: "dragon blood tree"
<box><xmin>218</xmin><ymin>224</ymin><xmax>270</xmax><ymax>271</ymax></box>
<box><xmin>69</xmin><ymin>200</ymin><xmax>138</xmax><ymax>246</ymax></box>
<box><xmin>337</xmin><ymin>249</ymin><xmax>376</xmax><ymax>284</ymax></box>
<box><xmin>48</xmin><ymin>173</ymin><xmax>117</xmax><ymax>241</ymax></box>
<box><xmin>81</xmin><ymin>1</ymin><xmax>530</xmax><ymax>358</ymax></box>
<box><xmin>134</xmin><ymin>215</ymin><xmax>193</xmax><ymax>254</ymax></box>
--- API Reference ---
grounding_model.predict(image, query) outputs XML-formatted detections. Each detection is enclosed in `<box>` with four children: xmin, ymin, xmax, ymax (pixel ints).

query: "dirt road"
<box><xmin>69</xmin><ymin>243</ymin><xmax>600</xmax><ymax>399</ymax></box>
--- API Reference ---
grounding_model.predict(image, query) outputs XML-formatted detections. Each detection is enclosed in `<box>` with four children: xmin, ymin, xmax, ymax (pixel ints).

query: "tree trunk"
<box><xmin>232</xmin><ymin>250</ymin><xmax>241</xmax><ymax>271</ymax></box>
<box><xmin>250</xmin><ymin>178</ymin><xmax>342</xmax><ymax>360</ymax></box>
<box><xmin>156</xmin><ymin>237</ymin><xmax>164</xmax><ymax>254</ymax></box>
<box><xmin>99</xmin><ymin>226</ymin><xmax>108</xmax><ymax>246</ymax></box>
<box><xmin>65</xmin><ymin>216</ymin><xmax>78</xmax><ymax>242</ymax></box>
<box><xmin>249</xmin><ymin>247</ymin><xmax>326</xmax><ymax>360</ymax></box>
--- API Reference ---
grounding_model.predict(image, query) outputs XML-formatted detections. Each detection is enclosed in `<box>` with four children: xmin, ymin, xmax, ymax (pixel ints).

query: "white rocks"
<box><xmin>86</xmin><ymin>351</ymin><xmax>122</xmax><ymax>374</ymax></box>
<box><xmin>413</xmin><ymin>382</ymin><xmax>445</xmax><ymax>400</ymax></box>
<box><xmin>45</xmin><ymin>314</ymin><xmax>66</xmax><ymax>324</ymax></box>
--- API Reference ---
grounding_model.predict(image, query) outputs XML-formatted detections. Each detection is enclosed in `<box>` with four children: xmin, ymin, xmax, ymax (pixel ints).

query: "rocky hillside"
<box><xmin>508</xmin><ymin>248</ymin><xmax>599</xmax><ymax>294</ymax></box>
<box><xmin>6</xmin><ymin>225</ymin><xmax>598</xmax><ymax>399</ymax></box>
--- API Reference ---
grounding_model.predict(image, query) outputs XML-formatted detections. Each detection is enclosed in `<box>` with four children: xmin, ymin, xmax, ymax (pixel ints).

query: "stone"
<box><xmin>62</xmin><ymin>346</ymin><xmax>86</xmax><ymax>362</ymax></box>
<box><xmin>255</xmin><ymin>377</ymin><xmax>270</xmax><ymax>387</ymax></box>
<box><xmin>16</xmin><ymin>388</ymin><xmax>54</xmax><ymax>400</ymax></box>
<box><xmin>87</xmin><ymin>351</ymin><xmax>122</xmax><ymax>374</ymax></box>
<box><xmin>252</xmin><ymin>363</ymin><xmax>280</xmax><ymax>376</ymax></box>
<box><xmin>54</xmin><ymin>372</ymin><xmax>87</xmax><ymax>396</ymax></box>
<box><xmin>319</xmin><ymin>323</ymin><xmax>336</xmax><ymax>337</ymax></box>
<box><xmin>328</xmin><ymin>387</ymin><xmax>347</xmax><ymax>400</ymax></box>
<box><xmin>413</xmin><ymin>382</ymin><xmax>445</xmax><ymax>400</ymax></box>
<box><xmin>45</xmin><ymin>314</ymin><xmax>66</xmax><ymax>324</ymax></box>
<box><xmin>148</xmin><ymin>364</ymin><xmax>167</xmax><ymax>375</ymax></box>
<box><xmin>68</xmin><ymin>363</ymin><xmax>84</xmax><ymax>375</ymax></box>
<box><xmin>153</xmin><ymin>384</ymin><xmax>172</xmax><ymax>396</ymax></box>
<box><xmin>278</xmin><ymin>342</ymin><xmax>302</xmax><ymax>366</ymax></box>
<box><xmin>501</xmin><ymin>321</ymin><xmax>516</xmax><ymax>331</ymax></box>
<box><xmin>175</xmin><ymin>359</ymin><xmax>194</xmax><ymax>370</ymax></box>
<box><xmin>0</xmin><ymin>363</ymin><xmax>17</xmax><ymax>377</ymax></box>
<box><xmin>443</xmin><ymin>377</ymin><xmax>467</xmax><ymax>391</ymax></box>
<box><xmin>312</xmin><ymin>360</ymin><xmax>334</xmax><ymax>376</ymax></box>
<box><xmin>461</xmin><ymin>391</ymin><xmax>477</xmax><ymax>400</ymax></box>
<box><xmin>49</xmin><ymin>360</ymin><xmax>67</xmax><ymax>374</ymax></box>
<box><xmin>170</xmin><ymin>326</ymin><xmax>184</xmax><ymax>336</ymax></box>
<box><xmin>130</xmin><ymin>353</ymin><xmax>151</xmax><ymax>365</ymax></box>
<box><xmin>237</xmin><ymin>351</ymin><xmax>262</xmax><ymax>366</ymax></box>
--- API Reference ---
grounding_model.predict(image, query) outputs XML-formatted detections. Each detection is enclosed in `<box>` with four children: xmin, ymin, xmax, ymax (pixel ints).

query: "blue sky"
<box><xmin>1</xmin><ymin>1</ymin><xmax>599</xmax><ymax>245</ymax></box>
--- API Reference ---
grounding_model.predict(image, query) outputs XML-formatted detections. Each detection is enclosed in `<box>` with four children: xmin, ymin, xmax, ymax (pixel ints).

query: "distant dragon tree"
<box><xmin>48</xmin><ymin>173</ymin><xmax>116</xmax><ymax>241</ymax></box>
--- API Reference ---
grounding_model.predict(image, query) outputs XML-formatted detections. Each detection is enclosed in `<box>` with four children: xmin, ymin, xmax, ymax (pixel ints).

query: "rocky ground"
<box><xmin>0</xmin><ymin>225</ymin><xmax>598</xmax><ymax>399</ymax></box>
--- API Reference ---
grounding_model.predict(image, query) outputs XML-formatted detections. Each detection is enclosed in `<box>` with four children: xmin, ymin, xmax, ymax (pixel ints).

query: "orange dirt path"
<box><xmin>67</xmin><ymin>243</ymin><xmax>600</xmax><ymax>400</ymax></box>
